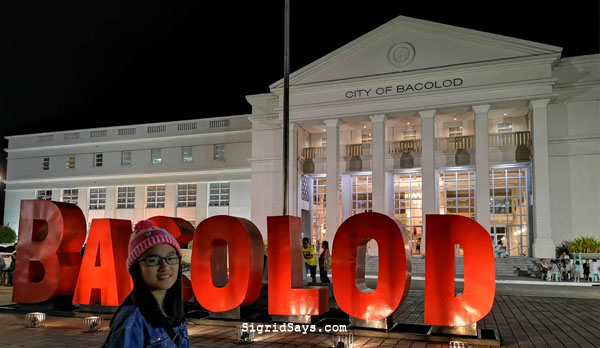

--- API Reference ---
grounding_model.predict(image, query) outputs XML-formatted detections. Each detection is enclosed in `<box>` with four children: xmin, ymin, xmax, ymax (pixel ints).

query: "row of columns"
<box><xmin>290</xmin><ymin>100</ymin><xmax>554</xmax><ymax>257</ymax></box>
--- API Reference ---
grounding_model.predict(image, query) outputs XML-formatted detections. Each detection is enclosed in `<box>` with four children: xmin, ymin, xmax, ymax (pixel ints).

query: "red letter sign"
<box><xmin>73</xmin><ymin>219</ymin><xmax>133</xmax><ymax>306</ymax></box>
<box><xmin>191</xmin><ymin>216</ymin><xmax>264</xmax><ymax>312</ymax></box>
<box><xmin>425</xmin><ymin>215</ymin><xmax>495</xmax><ymax>326</ymax></box>
<box><xmin>332</xmin><ymin>212</ymin><xmax>411</xmax><ymax>321</ymax></box>
<box><xmin>13</xmin><ymin>200</ymin><xmax>86</xmax><ymax>303</ymax></box>
<box><xmin>267</xmin><ymin>216</ymin><xmax>329</xmax><ymax>316</ymax></box>
<box><xmin>148</xmin><ymin>216</ymin><xmax>195</xmax><ymax>301</ymax></box>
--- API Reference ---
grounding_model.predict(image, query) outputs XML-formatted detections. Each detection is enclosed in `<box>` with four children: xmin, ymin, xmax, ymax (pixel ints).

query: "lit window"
<box><xmin>151</xmin><ymin>149</ymin><xmax>162</xmax><ymax>164</ymax></box>
<box><xmin>321</xmin><ymin>137</ymin><xmax>327</xmax><ymax>147</ymax></box>
<box><xmin>404</xmin><ymin>130</ymin><xmax>417</xmax><ymax>140</ymax></box>
<box><xmin>448</xmin><ymin>126</ymin><xmax>463</xmax><ymax>137</ymax></box>
<box><xmin>61</xmin><ymin>189</ymin><xmax>78</xmax><ymax>204</ymax></box>
<box><xmin>89</xmin><ymin>188</ymin><xmax>106</xmax><ymax>210</ymax></box>
<box><xmin>36</xmin><ymin>190</ymin><xmax>53</xmax><ymax>201</ymax></box>
<box><xmin>41</xmin><ymin>157</ymin><xmax>50</xmax><ymax>171</ymax></box>
<box><xmin>361</xmin><ymin>131</ymin><xmax>372</xmax><ymax>144</ymax></box>
<box><xmin>117</xmin><ymin>187</ymin><xmax>135</xmax><ymax>209</ymax></box>
<box><xmin>66</xmin><ymin>155</ymin><xmax>76</xmax><ymax>169</ymax></box>
<box><xmin>352</xmin><ymin>175</ymin><xmax>372</xmax><ymax>215</ymax></box>
<box><xmin>121</xmin><ymin>151</ymin><xmax>132</xmax><ymax>166</ymax></box>
<box><xmin>94</xmin><ymin>153</ymin><xmax>103</xmax><ymax>167</ymax></box>
<box><xmin>438</xmin><ymin>170</ymin><xmax>475</xmax><ymax>219</ymax></box>
<box><xmin>498</xmin><ymin>122</ymin><xmax>513</xmax><ymax>134</ymax></box>
<box><xmin>177</xmin><ymin>184</ymin><xmax>197</xmax><ymax>207</ymax></box>
<box><xmin>312</xmin><ymin>177</ymin><xmax>327</xmax><ymax>246</ymax></box>
<box><xmin>214</xmin><ymin>144</ymin><xmax>225</xmax><ymax>160</ymax></box>
<box><xmin>182</xmin><ymin>146</ymin><xmax>193</xmax><ymax>163</ymax></box>
<box><xmin>146</xmin><ymin>185</ymin><xmax>165</xmax><ymax>208</ymax></box>
<box><xmin>208</xmin><ymin>182</ymin><xmax>229</xmax><ymax>206</ymax></box>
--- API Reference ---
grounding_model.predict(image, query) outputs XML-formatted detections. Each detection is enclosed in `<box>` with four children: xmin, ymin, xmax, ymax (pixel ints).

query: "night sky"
<box><xmin>0</xmin><ymin>1</ymin><xmax>598</xmax><ymax>224</ymax></box>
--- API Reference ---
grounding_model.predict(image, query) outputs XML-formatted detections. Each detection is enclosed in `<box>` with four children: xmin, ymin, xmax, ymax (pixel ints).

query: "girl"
<box><xmin>318</xmin><ymin>241</ymin><xmax>331</xmax><ymax>284</ymax></box>
<box><xmin>103</xmin><ymin>220</ymin><xmax>189</xmax><ymax>347</ymax></box>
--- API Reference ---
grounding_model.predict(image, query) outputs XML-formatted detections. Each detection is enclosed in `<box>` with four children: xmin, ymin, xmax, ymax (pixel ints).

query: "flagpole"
<box><xmin>283</xmin><ymin>0</ymin><xmax>290</xmax><ymax>216</ymax></box>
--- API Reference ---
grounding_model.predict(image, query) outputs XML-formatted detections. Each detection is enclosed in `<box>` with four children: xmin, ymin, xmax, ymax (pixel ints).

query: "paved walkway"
<box><xmin>0</xmin><ymin>284</ymin><xmax>598</xmax><ymax>348</ymax></box>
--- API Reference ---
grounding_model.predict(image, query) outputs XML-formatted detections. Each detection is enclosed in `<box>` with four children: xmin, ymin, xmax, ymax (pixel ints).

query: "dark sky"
<box><xmin>0</xmin><ymin>1</ymin><xmax>598</xmax><ymax>223</ymax></box>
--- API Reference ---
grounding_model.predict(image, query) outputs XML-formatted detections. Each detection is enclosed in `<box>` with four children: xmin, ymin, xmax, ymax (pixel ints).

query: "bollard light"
<box><xmin>83</xmin><ymin>316</ymin><xmax>103</xmax><ymax>333</ymax></box>
<box><xmin>236</xmin><ymin>325</ymin><xmax>254</xmax><ymax>344</ymax></box>
<box><xmin>449</xmin><ymin>341</ymin><xmax>468</xmax><ymax>348</ymax></box>
<box><xmin>332</xmin><ymin>332</ymin><xmax>353</xmax><ymax>348</ymax></box>
<box><xmin>25</xmin><ymin>312</ymin><xmax>46</xmax><ymax>328</ymax></box>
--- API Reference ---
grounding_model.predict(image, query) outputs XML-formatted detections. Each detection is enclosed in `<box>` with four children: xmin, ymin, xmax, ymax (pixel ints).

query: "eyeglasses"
<box><xmin>138</xmin><ymin>255</ymin><xmax>180</xmax><ymax>267</ymax></box>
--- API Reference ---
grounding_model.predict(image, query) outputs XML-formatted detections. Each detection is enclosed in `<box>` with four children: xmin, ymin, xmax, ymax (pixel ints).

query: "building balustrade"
<box><xmin>388</xmin><ymin>140</ymin><xmax>422</xmax><ymax>154</ymax></box>
<box><xmin>488</xmin><ymin>131</ymin><xmax>530</xmax><ymax>148</ymax></box>
<box><xmin>345</xmin><ymin>143</ymin><xmax>372</xmax><ymax>157</ymax></box>
<box><xmin>301</xmin><ymin>147</ymin><xmax>326</xmax><ymax>159</ymax></box>
<box><xmin>435</xmin><ymin>135</ymin><xmax>475</xmax><ymax>151</ymax></box>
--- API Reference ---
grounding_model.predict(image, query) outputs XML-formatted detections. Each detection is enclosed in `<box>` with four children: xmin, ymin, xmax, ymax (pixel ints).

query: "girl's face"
<box><xmin>138</xmin><ymin>244</ymin><xmax>179</xmax><ymax>291</ymax></box>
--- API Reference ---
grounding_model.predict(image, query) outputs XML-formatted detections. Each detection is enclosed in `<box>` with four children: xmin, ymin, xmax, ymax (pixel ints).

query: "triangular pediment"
<box><xmin>270</xmin><ymin>16</ymin><xmax>562</xmax><ymax>88</ymax></box>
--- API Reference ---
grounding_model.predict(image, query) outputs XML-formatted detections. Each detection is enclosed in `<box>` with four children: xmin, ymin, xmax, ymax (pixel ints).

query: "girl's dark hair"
<box><xmin>322</xmin><ymin>241</ymin><xmax>329</xmax><ymax>249</ymax></box>
<box><xmin>111</xmin><ymin>260</ymin><xmax>185</xmax><ymax>328</ymax></box>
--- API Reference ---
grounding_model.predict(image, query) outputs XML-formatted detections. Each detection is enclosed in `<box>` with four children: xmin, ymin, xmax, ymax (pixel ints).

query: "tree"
<box><xmin>0</xmin><ymin>226</ymin><xmax>17</xmax><ymax>243</ymax></box>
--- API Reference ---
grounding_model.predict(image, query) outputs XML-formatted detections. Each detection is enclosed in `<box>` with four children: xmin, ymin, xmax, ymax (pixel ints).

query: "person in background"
<box><xmin>574</xmin><ymin>260</ymin><xmax>582</xmax><ymax>283</ymax></box>
<box><xmin>539</xmin><ymin>259</ymin><xmax>550</xmax><ymax>280</ymax></box>
<box><xmin>318</xmin><ymin>241</ymin><xmax>331</xmax><ymax>284</ymax></box>
<box><xmin>549</xmin><ymin>260</ymin><xmax>560</xmax><ymax>281</ymax></box>
<box><xmin>302</xmin><ymin>237</ymin><xmax>317</xmax><ymax>284</ymax></box>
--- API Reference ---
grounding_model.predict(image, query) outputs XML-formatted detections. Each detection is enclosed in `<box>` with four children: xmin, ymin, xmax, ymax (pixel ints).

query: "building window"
<box><xmin>448</xmin><ymin>126</ymin><xmax>463</xmax><ymax>137</ymax></box>
<box><xmin>177</xmin><ymin>184</ymin><xmax>197</xmax><ymax>207</ymax></box>
<box><xmin>352</xmin><ymin>175</ymin><xmax>372</xmax><ymax>215</ymax></box>
<box><xmin>66</xmin><ymin>155</ymin><xmax>76</xmax><ymax>169</ymax></box>
<box><xmin>146</xmin><ymin>185</ymin><xmax>165</xmax><ymax>208</ymax></box>
<box><xmin>361</xmin><ymin>131</ymin><xmax>372</xmax><ymax>144</ymax></box>
<box><xmin>41</xmin><ymin>157</ymin><xmax>50</xmax><ymax>171</ymax></box>
<box><xmin>208</xmin><ymin>182</ymin><xmax>229</xmax><ymax>206</ymax></box>
<box><xmin>312</xmin><ymin>177</ymin><xmax>327</xmax><ymax>246</ymax></box>
<box><xmin>182</xmin><ymin>146</ymin><xmax>193</xmax><ymax>163</ymax></box>
<box><xmin>151</xmin><ymin>149</ymin><xmax>162</xmax><ymax>164</ymax></box>
<box><xmin>497</xmin><ymin>122</ymin><xmax>513</xmax><ymax>134</ymax></box>
<box><xmin>117</xmin><ymin>187</ymin><xmax>135</xmax><ymax>209</ymax></box>
<box><xmin>214</xmin><ymin>144</ymin><xmax>225</xmax><ymax>160</ymax></box>
<box><xmin>438</xmin><ymin>170</ymin><xmax>475</xmax><ymax>219</ymax></box>
<box><xmin>394</xmin><ymin>172</ymin><xmax>423</xmax><ymax>254</ymax></box>
<box><xmin>61</xmin><ymin>189</ymin><xmax>78</xmax><ymax>204</ymax></box>
<box><xmin>121</xmin><ymin>151</ymin><xmax>132</xmax><ymax>166</ymax></box>
<box><xmin>490</xmin><ymin>167</ymin><xmax>529</xmax><ymax>257</ymax></box>
<box><xmin>94</xmin><ymin>153</ymin><xmax>103</xmax><ymax>167</ymax></box>
<box><xmin>404</xmin><ymin>130</ymin><xmax>417</xmax><ymax>140</ymax></box>
<box><xmin>321</xmin><ymin>137</ymin><xmax>327</xmax><ymax>147</ymax></box>
<box><xmin>89</xmin><ymin>188</ymin><xmax>106</xmax><ymax>210</ymax></box>
<box><xmin>36</xmin><ymin>190</ymin><xmax>53</xmax><ymax>201</ymax></box>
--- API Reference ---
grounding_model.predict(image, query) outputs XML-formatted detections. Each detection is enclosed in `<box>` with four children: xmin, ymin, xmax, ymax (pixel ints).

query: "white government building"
<box><xmin>3</xmin><ymin>16</ymin><xmax>599</xmax><ymax>258</ymax></box>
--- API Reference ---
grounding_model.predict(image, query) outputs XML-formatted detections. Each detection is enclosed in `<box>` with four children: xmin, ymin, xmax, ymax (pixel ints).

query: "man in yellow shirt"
<box><xmin>302</xmin><ymin>237</ymin><xmax>317</xmax><ymax>284</ymax></box>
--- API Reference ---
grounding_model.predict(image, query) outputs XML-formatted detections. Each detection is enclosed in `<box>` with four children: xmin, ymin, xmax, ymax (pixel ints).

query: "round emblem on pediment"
<box><xmin>387</xmin><ymin>42</ymin><xmax>415</xmax><ymax>69</ymax></box>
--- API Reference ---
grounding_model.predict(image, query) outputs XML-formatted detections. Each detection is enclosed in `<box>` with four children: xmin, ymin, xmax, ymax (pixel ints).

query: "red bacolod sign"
<box><xmin>13</xmin><ymin>200</ymin><xmax>495</xmax><ymax>327</ymax></box>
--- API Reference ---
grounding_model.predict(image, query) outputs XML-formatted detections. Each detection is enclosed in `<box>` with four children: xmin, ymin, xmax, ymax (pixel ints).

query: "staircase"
<box><xmin>364</xmin><ymin>255</ymin><xmax>542</xmax><ymax>278</ymax></box>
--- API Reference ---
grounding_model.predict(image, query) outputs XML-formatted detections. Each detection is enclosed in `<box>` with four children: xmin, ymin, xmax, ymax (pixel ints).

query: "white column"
<box><xmin>288</xmin><ymin>123</ymin><xmax>299</xmax><ymax>216</ymax></box>
<box><xmin>341</xmin><ymin>175</ymin><xmax>352</xmax><ymax>222</ymax></box>
<box><xmin>324</xmin><ymin>119</ymin><xmax>341</xmax><ymax>251</ymax></box>
<box><xmin>530</xmin><ymin>99</ymin><xmax>554</xmax><ymax>258</ymax></box>
<box><xmin>165</xmin><ymin>184</ymin><xmax>177</xmax><ymax>217</ymax></box>
<box><xmin>384</xmin><ymin>172</ymin><xmax>395</xmax><ymax>217</ymax></box>
<box><xmin>370</xmin><ymin>114</ymin><xmax>387</xmax><ymax>214</ymax></box>
<box><xmin>419</xmin><ymin>110</ymin><xmax>436</xmax><ymax>255</ymax></box>
<box><xmin>473</xmin><ymin>105</ymin><xmax>491</xmax><ymax>233</ymax></box>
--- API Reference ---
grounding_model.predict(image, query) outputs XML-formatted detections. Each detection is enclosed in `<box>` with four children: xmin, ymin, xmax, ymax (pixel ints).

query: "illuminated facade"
<box><xmin>3</xmin><ymin>16</ymin><xmax>599</xmax><ymax>258</ymax></box>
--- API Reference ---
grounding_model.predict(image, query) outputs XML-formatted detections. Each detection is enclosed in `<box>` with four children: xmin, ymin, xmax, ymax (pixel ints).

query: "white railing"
<box><xmin>489</xmin><ymin>131</ymin><xmax>530</xmax><ymax>147</ymax></box>
<box><xmin>301</xmin><ymin>147</ymin><xmax>326</xmax><ymax>159</ymax></box>
<box><xmin>388</xmin><ymin>140</ymin><xmax>422</xmax><ymax>154</ymax></box>
<box><xmin>345</xmin><ymin>143</ymin><xmax>372</xmax><ymax>157</ymax></box>
<box><xmin>435</xmin><ymin>135</ymin><xmax>475</xmax><ymax>151</ymax></box>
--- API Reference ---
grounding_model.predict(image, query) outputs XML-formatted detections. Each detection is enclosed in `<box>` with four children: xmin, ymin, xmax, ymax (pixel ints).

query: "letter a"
<box><xmin>73</xmin><ymin>219</ymin><xmax>133</xmax><ymax>306</ymax></box>
<box><xmin>425</xmin><ymin>215</ymin><xmax>495</xmax><ymax>326</ymax></box>
<box><xmin>13</xmin><ymin>200</ymin><xmax>86</xmax><ymax>303</ymax></box>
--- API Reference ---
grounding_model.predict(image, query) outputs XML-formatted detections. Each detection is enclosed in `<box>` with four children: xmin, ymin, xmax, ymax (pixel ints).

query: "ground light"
<box><xmin>236</xmin><ymin>325</ymin><xmax>254</xmax><ymax>344</ymax></box>
<box><xmin>449</xmin><ymin>341</ymin><xmax>467</xmax><ymax>347</ymax></box>
<box><xmin>25</xmin><ymin>312</ymin><xmax>46</xmax><ymax>328</ymax></box>
<box><xmin>83</xmin><ymin>316</ymin><xmax>103</xmax><ymax>333</ymax></box>
<box><xmin>332</xmin><ymin>332</ymin><xmax>353</xmax><ymax>348</ymax></box>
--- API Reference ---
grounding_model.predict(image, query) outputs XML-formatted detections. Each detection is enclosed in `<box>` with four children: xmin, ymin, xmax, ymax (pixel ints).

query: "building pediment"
<box><xmin>270</xmin><ymin>15</ymin><xmax>562</xmax><ymax>89</ymax></box>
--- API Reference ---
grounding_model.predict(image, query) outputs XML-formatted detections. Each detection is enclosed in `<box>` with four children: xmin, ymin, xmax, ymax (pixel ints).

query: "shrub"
<box><xmin>0</xmin><ymin>226</ymin><xmax>16</xmax><ymax>243</ymax></box>
<box><xmin>555</xmin><ymin>240</ymin><xmax>572</xmax><ymax>258</ymax></box>
<box><xmin>569</xmin><ymin>236</ymin><xmax>600</xmax><ymax>253</ymax></box>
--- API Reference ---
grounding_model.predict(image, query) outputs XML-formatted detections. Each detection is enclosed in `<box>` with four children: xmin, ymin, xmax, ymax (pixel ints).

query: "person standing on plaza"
<box><xmin>102</xmin><ymin>220</ymin><xmax>188</xmax><ymax>348</ymax></box>
<box><xmin>318</xmin><ymin>241</ymin><xmax>331</xmax><ymax>284</ymax></box>
<box><xmin>574</xmin><ymin>260</ymin><xmax>582</xmax><ymax>282</ymax></box>
<box><xmin>302</xmin><ymin>237</ymin><xmax>317</xmax><ymax>284</ymax></box>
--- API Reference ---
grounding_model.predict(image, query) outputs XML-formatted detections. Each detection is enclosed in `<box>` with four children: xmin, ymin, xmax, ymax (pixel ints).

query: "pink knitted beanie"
<box><xmin>126</xmin><ymin>220</ymin><xmax>182</xmax><ymax>271</ymax></box>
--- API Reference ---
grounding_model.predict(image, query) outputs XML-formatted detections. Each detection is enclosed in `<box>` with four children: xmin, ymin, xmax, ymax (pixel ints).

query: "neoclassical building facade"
<box><xmin>4</xmin><ymin>16</ymin><xmax>599</xmax><ymax>258</ymax></box>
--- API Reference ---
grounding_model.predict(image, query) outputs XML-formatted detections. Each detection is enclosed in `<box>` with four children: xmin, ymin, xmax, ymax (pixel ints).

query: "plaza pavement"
<box><xmin>0</xmin><ymin>278</ymin><xmax>598</xmax><ymax>348</ymax></box>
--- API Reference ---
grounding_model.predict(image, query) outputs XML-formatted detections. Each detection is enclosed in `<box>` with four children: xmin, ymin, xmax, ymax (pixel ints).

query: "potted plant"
<box><xmin>569</xmin><ymin>236</ymin><xmax>600</xmax><ymax>259</ymax></box>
